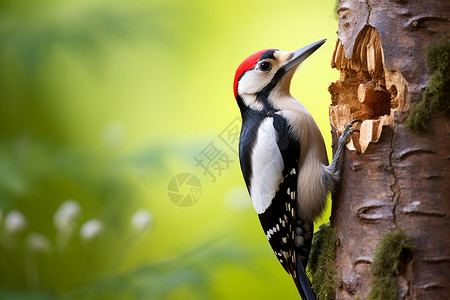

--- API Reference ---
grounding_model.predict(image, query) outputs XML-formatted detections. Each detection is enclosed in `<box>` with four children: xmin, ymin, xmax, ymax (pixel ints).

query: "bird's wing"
<box><xmin>249</xmin><ymin>114</ymin><xmax>299</xmax><ymax>270</ymax></box>
<box><xmin>244</xmin><ymin>114</ymin><xmax>314</xmax><ymax>298</ymax></box>
<box><xmin>248</xmin><ymin>116</ymin><xmax>285</xmax><ymax>215</ymax></box>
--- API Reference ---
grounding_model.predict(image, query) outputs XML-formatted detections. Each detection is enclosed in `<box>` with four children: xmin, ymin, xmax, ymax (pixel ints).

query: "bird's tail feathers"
<box><xmin>293</xmin><ymin>253</ymin><xmax>315</xmax><ymax>300</ymax></box>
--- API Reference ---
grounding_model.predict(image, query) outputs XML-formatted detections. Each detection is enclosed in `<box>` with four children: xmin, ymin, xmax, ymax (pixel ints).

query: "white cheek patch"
<box><xmin>241</xmin><ymin>94</ymin><xmax>264</xmax><ymax>111</ymax></box>
<box><xmin>237</xmin><ymin>70</ymin><xmax>275</xmax><ymax>111</ymax></box>
<box><xmin>238</xmin><ymin>70</ymin><xmax>273</xmax><ymax>95</ymax></box>
<box><xmin>250</xmin><ymin>117</ymin><xmax>284</xmax><ymax>214</ymax></box>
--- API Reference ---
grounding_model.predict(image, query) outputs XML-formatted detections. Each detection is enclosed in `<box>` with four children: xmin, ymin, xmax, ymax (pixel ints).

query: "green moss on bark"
<box><xmin>367</xmin><ymin>229</ymin><xmax>414</xmax><ymax>300</ymax></box>
<box><xmin>406</xmin><ymin>35</ymin><xmax>450</xmax><ymax>130</ymax></box>
<box><xmin>307</xmin><ymin>223</ymin><xmax>338</xmax><ymax>300</ymax></box>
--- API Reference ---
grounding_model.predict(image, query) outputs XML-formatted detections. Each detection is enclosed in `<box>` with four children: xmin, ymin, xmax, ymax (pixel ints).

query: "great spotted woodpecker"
<box><xmin>233</xmin><ymin>39</ymin><xmax>360</xmax><ymax>299</ymax></box>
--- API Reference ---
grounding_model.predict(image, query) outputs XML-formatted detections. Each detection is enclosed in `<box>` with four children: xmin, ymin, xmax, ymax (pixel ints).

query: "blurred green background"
<box><xmin>0</xmin><ymin>0</ymin><xmax>338</xmax><ymax>299</ymax></box>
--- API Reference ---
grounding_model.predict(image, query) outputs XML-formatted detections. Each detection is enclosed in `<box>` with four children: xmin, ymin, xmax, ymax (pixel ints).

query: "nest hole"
<box><xmin>329</xmin><ymin>26</ymin><xmax>407</xmax><ymax>153</ymax></box>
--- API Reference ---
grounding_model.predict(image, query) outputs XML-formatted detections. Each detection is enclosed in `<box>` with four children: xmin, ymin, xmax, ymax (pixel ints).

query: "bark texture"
<box><xmin>328</xmin><ymin>0</ymin><xmax>450</xmax><ymax>299</ymax></box>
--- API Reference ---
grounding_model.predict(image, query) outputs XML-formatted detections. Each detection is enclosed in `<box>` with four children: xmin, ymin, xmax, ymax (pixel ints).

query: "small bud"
<box><xmin>130</xmin><ymin>209</ymin><xmax>153</xmax><ymax>232</ymax></box>
<box><xmin>54</xmin><ymin>200</ymin><xmax>82</xmax><ymax>233</ymax></box>
<box><xmin>80</xmin><ymin>219</ymin><xmax>103</xmax><ymax>242</ymax></box>
<box><xmin>26</xmin><ymin>233</ymin><xmax>52</xmax><ymax>254</ymax></box>
<box><xmin>4</xmin><ymin>210</ymin><xmax>27</xmax><ymax>234</ymax></box>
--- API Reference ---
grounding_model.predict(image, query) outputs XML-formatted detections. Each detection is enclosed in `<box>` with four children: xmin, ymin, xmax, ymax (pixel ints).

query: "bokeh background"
<box><xmin>0</xmin><ymin>0</ymin><xmax>339</xmax><ymax>299</ymax></box>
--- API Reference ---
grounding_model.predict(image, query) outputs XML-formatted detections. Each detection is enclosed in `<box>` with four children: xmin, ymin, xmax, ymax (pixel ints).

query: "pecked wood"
<box><xmin>330</xmin><ymin>0</ymin><xmax>450</xmax><ymax>299</ymax></box>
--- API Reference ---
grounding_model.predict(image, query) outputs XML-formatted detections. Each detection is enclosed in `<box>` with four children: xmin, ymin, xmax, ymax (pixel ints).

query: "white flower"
<box><xmin>80</xmin><ymin>219</ymin><xmax>103</xmax><ymax>242</ymax></box>
<box><xmin>26</xmin><ymin>233</ymin><xmax>52</xmax><ymax>254</ymax></box>
<box><xmin>54</xmin><ymin>200</ymin><xmax>82</xmax><ymax>233</ymax></box>
<box><xmin>4</xmin><ymin>210</ymin><xmax>27</xmax><ymax>234</ymax></box>
<box><xmin>130</xmin><ymin>209</ymin><xmax>153</xmax><ymax>232</ymax></box>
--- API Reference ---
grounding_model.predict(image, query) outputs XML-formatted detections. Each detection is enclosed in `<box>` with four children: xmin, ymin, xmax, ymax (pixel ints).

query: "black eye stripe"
<box><xmin>256</xmin><ymin>67</ymin><xmax>287</xmax><ymax>102</ymax></box>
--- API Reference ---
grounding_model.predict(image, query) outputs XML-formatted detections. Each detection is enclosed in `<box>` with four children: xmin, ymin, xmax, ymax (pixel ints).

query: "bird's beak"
<box><xmin>283</xmin><ymin>39</ymin><xmax>327</xmax><ymax>72</ymax></box>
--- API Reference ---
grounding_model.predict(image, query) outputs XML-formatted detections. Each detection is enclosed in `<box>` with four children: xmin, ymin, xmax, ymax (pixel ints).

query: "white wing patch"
<box><xmin>250</xmin><ymin>117</ymin><xmax>284</xmax><ymax>214</ymax></box>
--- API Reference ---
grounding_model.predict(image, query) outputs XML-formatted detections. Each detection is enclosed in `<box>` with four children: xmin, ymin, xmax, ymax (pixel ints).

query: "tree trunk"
<box><xmin>328</xmin><ymin>0</ymin><xmax>450</xmax><ymax>299</ymax></box>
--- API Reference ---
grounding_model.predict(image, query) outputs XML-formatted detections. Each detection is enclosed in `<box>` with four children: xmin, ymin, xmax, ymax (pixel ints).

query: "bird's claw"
<box><xmin>330</xmin><ymin>119</ymin><xmax>362</xmax><ymax>170</ymax></box>
<box><xmin>339</xmin><ymin>119</ymin><xmax>362</xmax><ymax>145</ymax></box>
<box><xmin>343</xmin><ymin>119</ymin><xmax>362</xmax><ymax>132</ymax></box>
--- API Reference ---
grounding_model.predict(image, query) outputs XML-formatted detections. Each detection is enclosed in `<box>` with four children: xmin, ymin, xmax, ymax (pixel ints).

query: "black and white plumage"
<box><xmin>233</xmin><ymin>40</ymin><xmax>360</xmax><ymax>299</ymax></box>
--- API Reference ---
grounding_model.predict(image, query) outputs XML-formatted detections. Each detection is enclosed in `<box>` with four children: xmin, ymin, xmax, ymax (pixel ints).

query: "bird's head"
<box><xmin>233</xmin><ymin>39</ymin><xmax>326</xmax><ymax>112</ymax></box>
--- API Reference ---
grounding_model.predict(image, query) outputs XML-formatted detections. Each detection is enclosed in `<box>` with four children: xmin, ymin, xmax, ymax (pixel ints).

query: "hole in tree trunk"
<box><xmin>329</xmin><ymin>26</ymin><xmax>408</xmax><ymax>153</ymax></box>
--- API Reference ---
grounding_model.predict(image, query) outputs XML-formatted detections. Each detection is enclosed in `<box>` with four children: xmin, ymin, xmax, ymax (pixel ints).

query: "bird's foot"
<box><xmin>338</xmin><ymin>119</ymin><xmax>362</xmax><ymax>146</ymax></box>
<box><xmin>329</xmin><ymin>119</ymin><xmax>362</xmax><ymax>171</ymax></box>
<box><xmin>335</xmin><ymin>119</ymin><xmax>362</xmax><ymax>154</ymax></box>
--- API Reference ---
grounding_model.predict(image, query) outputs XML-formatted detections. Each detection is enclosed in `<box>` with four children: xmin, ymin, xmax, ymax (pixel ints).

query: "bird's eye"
<box><xmin>258</xmin><ymin>61</ymin><xmax>272</xmax><ymax>72</ymax></box>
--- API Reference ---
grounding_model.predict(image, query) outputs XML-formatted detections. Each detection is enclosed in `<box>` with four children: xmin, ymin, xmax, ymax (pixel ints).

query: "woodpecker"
<box><xmin>233</xmin><ymin>39</ymin><xmax>360</xmax><ymax>299</ymax></box>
